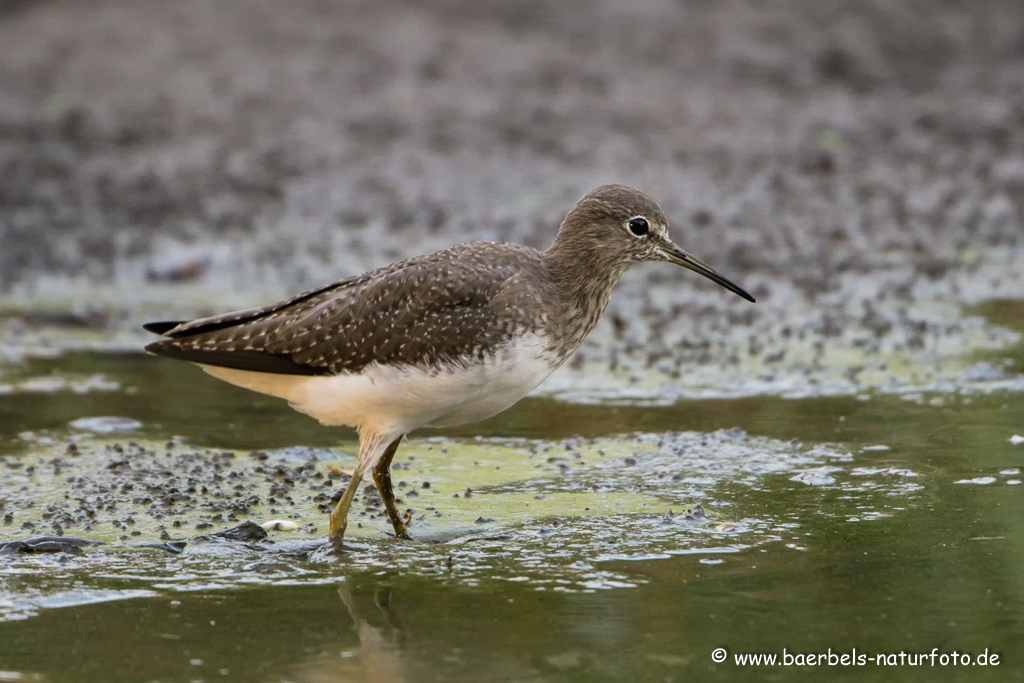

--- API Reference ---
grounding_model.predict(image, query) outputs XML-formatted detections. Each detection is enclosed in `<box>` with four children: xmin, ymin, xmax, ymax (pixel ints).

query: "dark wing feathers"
<box><xmin>142</xmin><ymin>321</ymin><xmax>182</xmax><ymax>334</ymax></box>
<box><xmin>142</xmin><ymin>342</ymin><xmax>330</xmax><ymax>376</ymax></box>
<box><xmin>150</xmin><ymin>277</ymin><xmax>356</xmax><ymax>339</ymax></box>
<box><xmin>144</xmin><ymin>243</ymin><xmax>544</xmax><ymax>376</ymax></box>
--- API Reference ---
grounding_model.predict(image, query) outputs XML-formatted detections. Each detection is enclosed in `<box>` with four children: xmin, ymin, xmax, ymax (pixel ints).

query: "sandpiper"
<box><xmin>145</xmin><ymin>185</ymin><xmax>754</xmax><ymax>549</ymax></box>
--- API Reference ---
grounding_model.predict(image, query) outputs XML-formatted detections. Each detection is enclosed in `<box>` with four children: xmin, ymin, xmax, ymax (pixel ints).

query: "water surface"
<box><xmin>1</xmin><ymin>302</ymin><xmax>1023</xmax><ymax>682</ymax></box>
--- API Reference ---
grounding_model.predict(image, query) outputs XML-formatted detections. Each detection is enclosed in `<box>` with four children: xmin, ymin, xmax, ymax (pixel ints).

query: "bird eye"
<box><xmin>628</xmin><ymin>217</ymin><xmax>649</xmax><ymax>236</ymax></box>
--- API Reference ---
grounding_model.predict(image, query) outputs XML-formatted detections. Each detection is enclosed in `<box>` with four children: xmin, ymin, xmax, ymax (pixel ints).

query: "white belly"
<box><xmin>199</xmin><ymin>334</ymin><xmax>557</xmax><ymax>435</ymax></box>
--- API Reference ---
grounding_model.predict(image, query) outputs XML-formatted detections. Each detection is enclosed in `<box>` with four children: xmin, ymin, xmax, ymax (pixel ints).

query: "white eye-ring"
<box><xmin>627</xmin><ymin>216</ymin><xmax>649</xmax><ymax>237</ymax></box>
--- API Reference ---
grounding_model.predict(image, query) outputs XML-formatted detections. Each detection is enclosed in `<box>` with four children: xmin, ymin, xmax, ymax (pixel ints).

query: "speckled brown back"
<box><xmin>145</xmin><ymin>242</ymin><xmax>555</xmax><ymax>375</ymax></box>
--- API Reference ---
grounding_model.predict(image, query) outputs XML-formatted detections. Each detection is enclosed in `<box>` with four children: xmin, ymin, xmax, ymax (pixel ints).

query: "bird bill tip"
<box><xmin>660</xmin><ymin>246</ymin><xmax>755</xmax><ymax>303</ymax></box>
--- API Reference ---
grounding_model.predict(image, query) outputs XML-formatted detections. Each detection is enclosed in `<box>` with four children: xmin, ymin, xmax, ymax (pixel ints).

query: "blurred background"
<box><xmin>1</xmin><ymin>0</ymin><xmax>1022</xmax><ymax>307</ymax></box>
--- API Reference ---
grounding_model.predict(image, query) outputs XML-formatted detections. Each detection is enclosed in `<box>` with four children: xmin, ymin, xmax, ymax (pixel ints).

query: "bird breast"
<box><xmin>199</xmin><ymin>332</ymin><xmax>559</xmax><ymax>434</ymax></box>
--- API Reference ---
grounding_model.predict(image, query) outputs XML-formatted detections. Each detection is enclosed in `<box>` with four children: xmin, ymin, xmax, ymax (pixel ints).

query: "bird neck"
<box><xmin>542</xmin><ymin>228</ymin><xmax>632</xmax><ymax>342</ymax></box>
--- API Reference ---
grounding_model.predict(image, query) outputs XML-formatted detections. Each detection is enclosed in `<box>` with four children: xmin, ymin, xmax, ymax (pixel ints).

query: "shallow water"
<box><xmin>1</xmin><ymin>302</ymin><xmax>1023</xmax><ymax>682</ymax></box>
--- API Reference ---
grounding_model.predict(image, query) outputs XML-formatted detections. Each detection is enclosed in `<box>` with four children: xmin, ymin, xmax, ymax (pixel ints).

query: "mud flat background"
<box><xmin>2</xmin><ymin>2</ymin><xmax>1024</xmax><ymax>683</ymax></box>
<box><xmin>0</xmin><ymin>0</ymin><xmax>1023</xmax><ymax>396</ymax></box>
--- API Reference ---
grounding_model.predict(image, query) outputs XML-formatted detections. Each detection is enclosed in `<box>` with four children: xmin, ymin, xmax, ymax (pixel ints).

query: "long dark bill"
<box><xmin>660</xmin><ymin>245</ymin><xmax>756</xmax><ymax>303</ymax></box>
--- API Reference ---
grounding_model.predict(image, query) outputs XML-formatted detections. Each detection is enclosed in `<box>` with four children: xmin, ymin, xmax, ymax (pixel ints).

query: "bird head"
<box><xmin>557</xmin><ymin>185</ymin><xmax>755</xmax><ymax>302</ymax></box>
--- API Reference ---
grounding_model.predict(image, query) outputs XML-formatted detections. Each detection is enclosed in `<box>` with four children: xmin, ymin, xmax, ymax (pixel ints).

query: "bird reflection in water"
<box><xmin>286</xmin><ymin>582</ymin><xmax>407</xmax><ymax>683</ymax></box>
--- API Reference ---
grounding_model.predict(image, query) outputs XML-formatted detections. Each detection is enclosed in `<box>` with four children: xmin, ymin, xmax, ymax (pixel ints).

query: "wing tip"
<box><xmin>143</xmin><ymin>339</ymin><xmax>330</xmax><ymax>377</ymax></box>
<box><xmin>143</xmin><ymin>320</ymin><xmax>183</xmax><ymax>335</ymax></box>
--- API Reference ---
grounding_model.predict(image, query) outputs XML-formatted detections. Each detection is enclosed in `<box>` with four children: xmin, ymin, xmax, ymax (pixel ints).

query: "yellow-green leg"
<box><xmin>372</xmin><ymin>436</ymin><xmax>410</xmax><ymax>539</ymax></box>
<box><xmin>329</xmin><ymin>469</ymin><xmax>364</xmax><ymax>551</ymax></box>
<box><xmin>328</xmin><ymin>431</ymin><xmax>405</xmax><ymax>551</ymax></box>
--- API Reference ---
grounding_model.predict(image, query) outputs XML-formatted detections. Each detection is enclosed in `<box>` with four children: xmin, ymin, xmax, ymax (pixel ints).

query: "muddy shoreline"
<box><xmin>3</xmin><ymin>1</ymin><xmax>1022</xmax><ymax>290</ymax></box>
